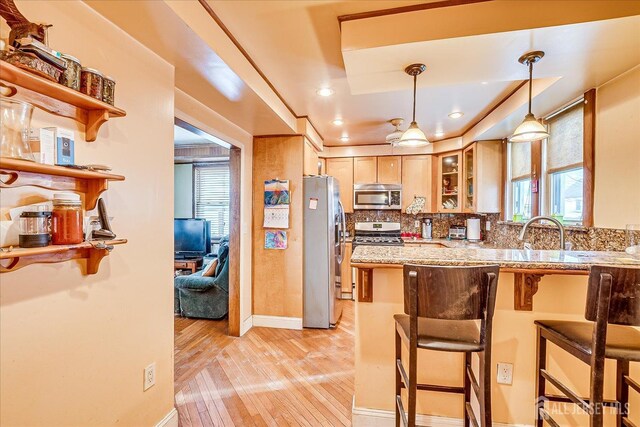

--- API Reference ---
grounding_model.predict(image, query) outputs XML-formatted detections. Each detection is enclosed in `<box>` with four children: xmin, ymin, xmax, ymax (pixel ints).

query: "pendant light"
<box><xmin>398</xmin><ymin>63</ymin><xmax>430</xmax><ymax>147</ymax></box>
<box><xmin>509</xmin><ymin>51</ymin><xmax>550</xmax><ymax>143</ymax></box>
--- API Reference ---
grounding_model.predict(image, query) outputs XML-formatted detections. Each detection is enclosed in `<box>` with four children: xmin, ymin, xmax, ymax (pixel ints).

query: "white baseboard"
<box><xmin>240</xmin><ymin>315</ymin><xmax>253</xmax><ymax>335</ymax></box>
<box><xmin>352</xmin><ymin>403</ymin><xmax>531</xmax><ymax>427</ymax></box>
<box><xmin>155</xmin><ymin>408</ymin><xmax>178</xmax><ymax>427</ymax></box>
<box><xmin>251</xmin><ymin>315</ymin><xmax>303</xmax><ymax>330</ymax></box>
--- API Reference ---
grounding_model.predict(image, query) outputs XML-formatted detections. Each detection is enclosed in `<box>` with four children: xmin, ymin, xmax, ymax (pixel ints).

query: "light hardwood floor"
<box><xmin>175</xmin><ymin>301</ymin><xmax>355</xmax><ymax>426</ymax></box>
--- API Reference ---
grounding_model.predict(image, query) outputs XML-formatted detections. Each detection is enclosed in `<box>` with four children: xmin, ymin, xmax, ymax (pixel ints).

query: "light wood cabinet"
<box><xmin>377</xmin><ymin>156</ymin><xmax>402</xmax><ymax>184</ymax></box>
<box><xmin>353</xmin><ymin>157</ymin><xmax>377</xmax><ymax>184</ymax></box>
<box><xmin>436</xmin><ymin>151</ymin><xmax>463</xmax><ymax>213</ymax></box>
<box><xmin>341</xmin><ymin>242</ymin><xmax>353</xmax><ymax>295</ymax></box>
<box><xmin>303</xmin><ymin>140</ymin><xmax>320</xmax><ymax>175</ymax></box>
<box><xmin>463</xmin><ymin>140</ymin><xmax>502</xmax><ymax>213</ymax></box>
<box><xmin>401</xmin><ymin>155</ymin><xmax>434</xmax><ymax>213</ymax></box>
<box><xmin>326</xmin><ymin>157</ymin><xmax>354</xmax><ymax>213</ymax></box>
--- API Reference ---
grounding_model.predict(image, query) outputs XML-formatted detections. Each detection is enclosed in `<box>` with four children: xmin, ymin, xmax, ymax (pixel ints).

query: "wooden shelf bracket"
<box><xmin>514</xmin><ymin>273</ymin><xmax>543</xmax><ymax>311</ymax></box>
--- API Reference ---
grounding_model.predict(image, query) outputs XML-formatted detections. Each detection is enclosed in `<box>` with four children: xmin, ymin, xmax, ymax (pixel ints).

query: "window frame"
<box><xmin>503</xmin><ymin>89</ymin><xmax>595</xmax><ymax>226</ymax></box>
<box><xmin>192</xmin><ymin>160</ymin><xmax>231</xmax><ymax>243</ymax></box>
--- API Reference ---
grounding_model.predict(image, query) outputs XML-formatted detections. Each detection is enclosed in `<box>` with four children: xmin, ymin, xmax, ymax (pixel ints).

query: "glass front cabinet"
<box><xmin>437</xmin><ymin>151</ymin><xmax>462</xmax><ymax>213</ymax></box>
<box><xmin>463</xmin><ymin>144</ymin><xmax>476</xmax><ymax>213</ymax></box>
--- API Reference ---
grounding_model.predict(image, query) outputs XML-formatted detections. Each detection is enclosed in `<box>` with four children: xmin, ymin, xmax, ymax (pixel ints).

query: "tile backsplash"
<box><xmin>346</xmin><ymin>211</ymin><xmax>636</xmax><ymax>252</ymax></box>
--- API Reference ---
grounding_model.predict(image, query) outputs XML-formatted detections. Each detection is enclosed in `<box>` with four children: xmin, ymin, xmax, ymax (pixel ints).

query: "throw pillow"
<box><xmin>202</xmin><ymin>259</ymin><xmax>218</xmax><ymax>277</ymax></box>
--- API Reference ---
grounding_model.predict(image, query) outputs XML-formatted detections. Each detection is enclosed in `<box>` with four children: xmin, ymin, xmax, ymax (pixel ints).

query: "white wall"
<box><xmin>174</xmin><ymin>164</ymin><xmax>193</xmax><ymax>218</ymax></box>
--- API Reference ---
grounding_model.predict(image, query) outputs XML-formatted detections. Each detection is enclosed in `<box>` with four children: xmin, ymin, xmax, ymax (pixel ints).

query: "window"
<box><xmin>545</xmin><ymin>103</ymin><xmax>584</xmax><ymax>224</ymax></box>
<box><xmin>194</xmin><ymin>162</ymin><xmax>230</xmax><ymax>240</ymax></box>
<box><xmin>505</xmin><ymin>93</ymin><xmax>594</xmax><ymax>226</ymax></box>
<box><xmin>508</xmin><ymin>140</ymin><xmax>532</xmax><ymax>219</ymax></box>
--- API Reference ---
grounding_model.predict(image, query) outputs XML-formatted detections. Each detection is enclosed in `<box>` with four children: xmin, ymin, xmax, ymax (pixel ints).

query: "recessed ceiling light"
<box><xmin>316</xmin><ymin>88</ymin><xmax>334</xmax><ymax>97</ymax></box>
<box><xmin>332</xmin><ymin>118</ymin><xmax>344</xmax><ymax>126</ymax></box>
<box><xmin>434</xmin><ymin>131</ymin><xmax>444</xmax><ymax>138</ymax></box>
<box><xmin>481</xmin><ymin>81</ymin><xmax>489</xmax><ymax>85</ymax></box>
<box><xmin>340</xmin><ymin>136</ymin><xmax>350</xmax><ymax>142</ymax></box>
<box><xmin>448</xmin><ymin>111</ymin><xmax>464</xmax><ymax>119</ymax></box>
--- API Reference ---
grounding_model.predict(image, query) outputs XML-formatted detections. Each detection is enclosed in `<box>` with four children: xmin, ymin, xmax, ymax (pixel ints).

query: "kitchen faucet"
<box><xmin>518</xmin><ymin>215</ymin><xmax>567</xmax><ymax>250</ymax></box>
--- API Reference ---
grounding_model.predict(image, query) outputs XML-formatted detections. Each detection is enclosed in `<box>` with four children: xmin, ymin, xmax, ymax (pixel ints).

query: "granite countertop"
<box><xmin>401</xmin><ymin>237</ymin><xmax>495</xmax><ymax>249</ymax></box>
<box><xmin>351</xmin><ymin>245</ymin><xmax>640</xmax><ymax>272</ymax></box>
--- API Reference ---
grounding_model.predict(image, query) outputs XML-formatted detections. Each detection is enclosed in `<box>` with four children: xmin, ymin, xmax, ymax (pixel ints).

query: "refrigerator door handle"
<box><xmin>337</xmin><ymin>200</ymin><xmax>346</xmax><ymax>264</ymax></box>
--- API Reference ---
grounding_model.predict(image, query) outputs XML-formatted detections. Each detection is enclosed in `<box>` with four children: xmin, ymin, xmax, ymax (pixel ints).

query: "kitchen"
<box><xmin>1</xmin><ymin>1</ymin><xmax>639</xmax><ymax>427</ymax></box>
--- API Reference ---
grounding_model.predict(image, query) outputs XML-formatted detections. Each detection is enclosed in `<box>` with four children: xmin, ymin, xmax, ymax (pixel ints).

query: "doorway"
<box><xmin>173</xmin><ymin>118</ymin><xmax>241</xmax><ymax>336</ymax></box>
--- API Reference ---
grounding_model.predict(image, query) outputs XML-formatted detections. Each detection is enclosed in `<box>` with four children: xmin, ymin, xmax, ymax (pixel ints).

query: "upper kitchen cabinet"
<box><xmin>463</xmin><ymin>140</ymin><xmax>502</xmax><ymax>213</ymax></box>
<box><xmin>377</xmin><ymin>156</ymin><xmax>402</xmax><ymax>184</ymax></box>
<box><xmin>353</xmin><ymin>157</ymin><xmax>377</xmax><ymax>184</ymax></box>
<box><xmin>401</xmin><ymin>155</ymin><xmax>434</xmax><ymax>213</ymax></box>
<box><xmin>326</xmin><ymin>157</ymin><xmax>354</xmax><ymax>213</ymax></box>
<box><xmin>436</xmin><ymin>151</ymin><xmax>462</xmax><ymax>213</ymax></box>
<box><xmin>303</xmin><ymin>140</ymin><xmax>320</xmax><ymax>175</ymax></box>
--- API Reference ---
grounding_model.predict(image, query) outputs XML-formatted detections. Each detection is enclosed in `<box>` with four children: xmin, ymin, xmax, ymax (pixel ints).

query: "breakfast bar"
<box><xmin>350</xmin><ymin>245</ymin><xmax>640</xmax><ymax>426</ymax></box>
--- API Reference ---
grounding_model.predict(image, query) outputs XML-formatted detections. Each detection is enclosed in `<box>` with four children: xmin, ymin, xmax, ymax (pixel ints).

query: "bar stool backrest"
<box><xmin>403</xmin><ymin>264</ymin><xmax>500</xmax><ymax>346</ymax></box>
<box><xmin>585</xmin><ymin>265</ymin><xmax>640</xmax><ymax>327</ymax></box>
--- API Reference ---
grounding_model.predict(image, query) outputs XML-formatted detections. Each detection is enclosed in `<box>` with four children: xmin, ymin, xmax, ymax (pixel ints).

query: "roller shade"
<box><xmin>194</xmin><ymin>162</ymin><xmax>230</xmax><ymax>239</ymax></box>
<box><xmin>511</xmin><ymin>141</ymin><xmax>531</xmax><ymax>181</ymax></box>
<box><xmin>547</xmin><ymin>103</ymin><xmax>583</xmax><ymax>173</ymax></box>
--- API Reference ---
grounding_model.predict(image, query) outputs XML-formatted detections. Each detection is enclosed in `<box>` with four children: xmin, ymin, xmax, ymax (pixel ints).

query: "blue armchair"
<box><xmin>174</xmin><ymin>237</ymin><xmax>229</xmax><ymax>319</ymax></box>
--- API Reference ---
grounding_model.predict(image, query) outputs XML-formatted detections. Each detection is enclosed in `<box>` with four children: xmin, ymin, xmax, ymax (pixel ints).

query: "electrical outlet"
<box><xmin>485</xmin><ymin>221</ymin><xmax>491</xmax><ymax>231</ymax></box>
<box><xmin>497</xmin><ymin>363</ymin><xmax>513</xmax><ymax>385</ymax></box>
<box><xmin>414</xmin><ymin>220</ymin><xmax>420</xmax><ymax>228</ymax></box>
<box><xmin>144</xmin><ymin>363</ymin><xmax>156</xmax><ymax>391</ymax></box>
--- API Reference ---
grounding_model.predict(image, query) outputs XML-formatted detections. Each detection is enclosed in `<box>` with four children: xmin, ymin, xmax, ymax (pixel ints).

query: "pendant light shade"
<box><xmin>509</xmin><ymin>51</ymin><xmax>550</xmax><ymax>143</ymax></box>
<box><xmin>398</xmin><ymin>63</ymin><xmax>430</xmax><ymax>147</ymax></box>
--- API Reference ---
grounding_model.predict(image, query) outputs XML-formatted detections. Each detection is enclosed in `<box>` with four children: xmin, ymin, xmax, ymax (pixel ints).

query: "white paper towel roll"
<box><xmin>466</xmin><ymin>218</ymin><xmax>481</xmax><ymax>241</ymax></box>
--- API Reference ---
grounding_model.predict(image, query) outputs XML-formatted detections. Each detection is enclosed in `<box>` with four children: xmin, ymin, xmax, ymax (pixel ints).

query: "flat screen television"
<box><xmin>174</xmin><ymin>218</ymin><xmax>211</xmax><ymax>258</ymax></box>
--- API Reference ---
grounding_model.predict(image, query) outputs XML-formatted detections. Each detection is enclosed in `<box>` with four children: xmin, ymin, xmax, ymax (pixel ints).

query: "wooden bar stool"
<box><xmin>535</xmin><ymin>265</ymin><xmax>640</xmax><ymax>427</ymax></box>
<box><xmin>394</xmin><ymin>264</ymin><xmax>500</xmax><ymax>427</ymax></box>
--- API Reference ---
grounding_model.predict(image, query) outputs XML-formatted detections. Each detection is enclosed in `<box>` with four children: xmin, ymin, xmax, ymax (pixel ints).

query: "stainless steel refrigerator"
<box><xmin>303</xmin><ymin>176</ymin><xmax>345</xmax><ymax>328</ymax></box>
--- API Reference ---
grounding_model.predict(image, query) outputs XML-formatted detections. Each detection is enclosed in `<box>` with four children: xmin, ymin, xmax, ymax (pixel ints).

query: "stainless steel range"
<box><xmin>353</xmin><ymin>221</ymin><xmax>404</xmax><ymax>247</ymax></box>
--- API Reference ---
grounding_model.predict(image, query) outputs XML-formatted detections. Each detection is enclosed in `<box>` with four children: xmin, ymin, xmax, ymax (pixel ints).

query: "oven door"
<box><xmin>354</xmin><ymin>189</ymin><xmax>391</xmax><ymax>209</ymax></box>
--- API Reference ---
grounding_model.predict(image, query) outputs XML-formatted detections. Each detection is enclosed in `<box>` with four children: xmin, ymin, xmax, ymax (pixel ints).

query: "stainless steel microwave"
<box><xmin>353</xmin><ymin>183</ymin><xmax>402</xmax><ymax>210</ymax></box>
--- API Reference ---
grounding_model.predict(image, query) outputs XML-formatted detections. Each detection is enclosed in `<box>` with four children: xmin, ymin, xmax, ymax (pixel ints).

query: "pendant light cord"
<box><xmin>528</xmin><ymin>61</ymin><xmax>533</xmax><ymax>115</ymax></box>
<box><xmin>412</xmin><ymin>74</ymin><xmax>417</xmax><ymax>122</ymax></box>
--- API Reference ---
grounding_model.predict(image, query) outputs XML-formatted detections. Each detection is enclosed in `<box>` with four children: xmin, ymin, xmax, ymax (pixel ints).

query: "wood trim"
<box><xmin>228</xmin><ymin>147</ymin><xmax>241</xmax><ymax>336</ymax></box>
<box><xmin>337</xmin><ymin>0</ymin><xmax>491</xmax><ymax>23</ymax></box>
<box><xmin>531</xmin><ymin>139</ymin><xmax>542</xmax><ymax>217</ymax></box>
<box><xmin>583</xmin><ymin>89</ymin><xmax>596</xmax><ymax>227</ymax></box>
<box><xmin>356</xmin><ymin>268</ymin><xmax>373</xmax><ymax>302</ymax></box>
<box><xmin>197</xmin><ymin>1</ymin><xmax>325</xmax><ymax>142</ymax></box>
<box><xmin>460</xmin><ymin>80</ymin><xmax>528</xmax><ymax>137</ymax></box>
<box><xmin>254</xmin><ymin>133</ymin><xmax>305</xmax><ymax>139</ymax></box>
<box><xmin>297</xmin><ymin>115</ymin><xmax>325</xmax><ymax>143</ymax></box>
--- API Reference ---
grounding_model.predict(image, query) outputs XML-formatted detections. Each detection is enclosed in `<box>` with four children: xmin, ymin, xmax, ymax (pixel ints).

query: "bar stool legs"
<box><xmin>395</xmin><ymin>338</ymin><xmax>492</xmax><ymax>427</ymax></box>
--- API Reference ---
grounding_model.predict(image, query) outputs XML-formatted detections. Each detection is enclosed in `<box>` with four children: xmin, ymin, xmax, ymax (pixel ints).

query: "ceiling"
<box><xmin>207</xmin><ymin>0</ymin><xmax>640</xmax><ymax>146</ymax></box>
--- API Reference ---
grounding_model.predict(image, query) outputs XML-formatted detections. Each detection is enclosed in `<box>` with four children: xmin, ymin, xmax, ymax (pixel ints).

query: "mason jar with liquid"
<box><xmin>51</xmin><ymin>193</ymin><xmax>84</xmax><ymax>245</ymax></box>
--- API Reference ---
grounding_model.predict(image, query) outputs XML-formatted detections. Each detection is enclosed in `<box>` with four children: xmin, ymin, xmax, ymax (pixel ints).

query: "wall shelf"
<box><xmin>0</xmin><ymin>61</ymin><xmax>126</xmax><ymax>142</ymax></box>
<box><xmin>0</xmin><ymin>239</ymin><xmax>127</xmax><ymax>275</ymax></box>
<box><xmin>0</xmin><ymin>158</ymin><xmax>124</xmax><ymax>210</ymax></box>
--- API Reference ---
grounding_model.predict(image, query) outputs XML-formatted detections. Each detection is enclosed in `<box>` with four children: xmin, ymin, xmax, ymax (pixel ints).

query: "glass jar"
<box><xmin>59</xmin><ymin>54</ymin><xmax>81</xmax><ymax>91</ymax></box>
<box><xmin>0</xmin><ymin>98</ymin><xmax>35</xmax><ymax>161</ymax></box>
<box><xmin>102</xmin><ymin>75</ymin><xmax>116</xmax><ymax>105</ymax></box>
<box><xmin>19</xmin><ymin>211</ymin><xmax>51</xmax><ymax>248</ymax></box>
<box><xmin>51</xmin><ymin>193</ymin><xmax>84</xmax><ymax>245</ymax></box>
<box><xmin>80</xmin><ymin>67</ymin><xmax>103</xmax><ymax>100</ymax></box>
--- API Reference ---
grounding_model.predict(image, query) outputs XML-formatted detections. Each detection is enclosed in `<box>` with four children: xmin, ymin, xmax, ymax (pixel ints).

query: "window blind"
<box><xmin>510</xmin><ymin>141</ymin><xmax>531</xmax><ymax>181</ymax></box>
<box><xmin>547</xmin><ymin>103</ymin><xmax>583</xmax><ymax>173</ymax></box>
<box><xmin>194</xmin><ymin>162</ymin><xmax>230</xmax><ymax>239</ymax></box>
